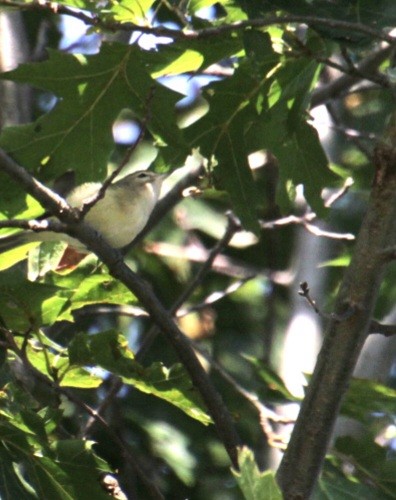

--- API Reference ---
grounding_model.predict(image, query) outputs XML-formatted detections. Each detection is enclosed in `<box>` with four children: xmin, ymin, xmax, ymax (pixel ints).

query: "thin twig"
<box><xmin>159</xmin><ymin>0</ymin><xmax>189</xmax><ymax>27</ymax></box>
<box><xmin>261</xmin><ymin>213</ymin><xmax>355</xmax><ymax>240</ymax></box>
<box><xmin>297</xmin><ymin>48</ymin><xmax>389</xmax><ymax>89</ymax></box>
<box><xmin>326</xmin><ymin>102</ymin><xmax>374</xmax><ymax>159</ymax></box>
<box><xmin>146</xmin><ymin>240</ymin><xmax>293</xmax><ymax>284</ymax></box>
<box><xmin>82</xmin><ymin>376</ymin><xmax>124</xmax><ymax>437</ymax></box>
<box><xmin>324</xmin><ymin>177</ymin><xmax>354</xmax><ymax>208</ymax></box>
<box><xmin>1</xmin><ymin>2</ymin><xmax>395</xmax><ymax>44</ymax></box>
<box><xmin>328</xmin><ymin>124</ymin><xmax>378</xmax><ymax>142</ymax></box>
<box><xmin>176</xmin><ymin>277</ymin><xmax>254</xmax><ymax>316</ymax></box>
<box><xmin>199</xmin><ymin>347</ymin><xmax>295</xmax><ymax>448</ymax></box>
<box><xmin>299</xmin><ymin>281</ymin><xmax>355</xmax><ymax>322</ymax></box>
<box><xmin>311</xmin><ymin>45</ymin><xmax>393</xmax><ymax>108</ymax></box>
<box><xmin>136</xmin><ymin>212</ymin><xmax>241</xmax><ymax>360</ymax></box>
<box><xmin>169</xmin><ymin>213</ymin><xmax>241</xmax><ymax>314</ymax></box>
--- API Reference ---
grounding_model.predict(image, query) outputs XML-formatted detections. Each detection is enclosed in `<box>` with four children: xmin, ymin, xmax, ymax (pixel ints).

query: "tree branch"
<box><xmin>136</xmin><ymin>212</ymin><xmax>241</xmax><ymax>360</ymax></box>
<box><xmin>0</xmin><ymin>218</ymin><xmax>66</xmax><ymax>232</ymax></box>
<box><xmin>310</xmin><ymin>45</ymin><xmax>393</xmax><ymax>108</ymax></box>
<box><xmin>379</xmin><ymin>245</ymin><xmax>396</xmax><ymax>261</ymax></box>
<box><xmin>369</xmin><ymin>320</ymin><xmax>396</xmax><ymax>337</ymax></box>
<box><xmin>1</xmin><ymin>1</ymin><xmax>395</xmax><ymax>45</ymax></box>
<box><xmin>276</xmin><ymin>130</ymin><xmax>396</xmax><ymax>498</ymax></box>
<box><xmin>261</xmin><ymin>213</ymin><xmax>355</xmax><ymax>241</ymax></box>
<box><xmin>0</xmin><ymin>148</ymin><xmax>242</xmax><ymax>468</ymax></box>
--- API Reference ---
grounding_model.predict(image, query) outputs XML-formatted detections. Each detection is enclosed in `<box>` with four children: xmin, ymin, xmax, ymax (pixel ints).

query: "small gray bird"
<box><xmin>0</xmin><ymin>170</ymin><xmax>166</xmax><ymax>253</ymax></box>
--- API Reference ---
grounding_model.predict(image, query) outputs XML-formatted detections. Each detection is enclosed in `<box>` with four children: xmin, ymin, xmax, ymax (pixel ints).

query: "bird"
<box><xmin>0</xmin><ymin>170</ymin><xmax>166</xmax><ymax>253</ymax></box>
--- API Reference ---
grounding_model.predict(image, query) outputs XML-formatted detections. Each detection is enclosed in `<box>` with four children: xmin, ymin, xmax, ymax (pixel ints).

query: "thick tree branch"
<box><xmin>276</xmin><ymin>133</ymin><xmax>396</xmax><ymax>497</ymax></box>
<box><xmin>0</xmin><ymin>148</ymin><xmax>241</xmax><ymax>468</ymax></box>
<box><xmin>1</xmin><ymin>1</ymin><xmax>395</xmax><ymax>45</ymax></box>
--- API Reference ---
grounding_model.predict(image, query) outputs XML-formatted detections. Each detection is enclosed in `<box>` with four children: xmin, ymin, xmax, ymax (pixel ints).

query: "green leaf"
<box><xmin>336</xmin><ymin>436</ymin><xmax>386</xmax><ymax>472</ymax></box>
<box><xmin>68</xmin><ymin>273</ymin><xmax>137</xmax><ymax>310</ymax></box>
<box><xmin>182</xmin><ymin>40</ymin><xmax>279</xmax><ymax>232</ymax></box>
<box><xmin>243</xmin><ymin>354</ymin><xmax>299</xmax><ymax>403</ymax></box>
<box><xmin>19</xmin><ymin>409</ymin><xmax>49</xmax><ymax>443</ymax></box>
<box><xmin>0</xmin><ymin>242</ymin><xmax>39</xmax><ymax>271</ymax></box>
<box><xmin>0</xmin><ymin>447</ymin><xmax>37</xmax><ymax>499</ymax></box>
<box><xmin>243</xmin><ymin>30</ymin><xmax>282</xmax><ymax>76</ymax></box>
<box><xmin>0</xmin><ymin>193</ymin><xmax>44</xmax><ymax>224</ymax></box>
<box><xmin>0</xmin><ymin>406</ymin><xmax>112</xmax><ymax>500</ymax></box>
<box><xmin>55</xmin><ymin>1</ymin><xmax>101</xmax><ymax>10</ymax></box>
<box><xmin>215</xmin><ymin>120</ymin><xmax>261</xmax><ymax>233</ymax></box>
<box><xmin>188</xmin><ymin>0</ymin><xmax>221</xmax><ymax>12</ymax></box>
<box><xmin>69</xmin><ymin>331</ymin><xmax>212</xmax><ymax>424</ymax></box>
<box><xmin>0</xmin><ymin>44</ymin><xmax>185</xmax><ymax>214</ymax></box>
<box><xmin>0</xmin><ymin>268</ymin><xmax>67</xmax><ymax>330</ymax></box>
<box><xmin>27</xmin><ymin>242</ymin><xmax>68</xmax><ymax>280</ymax></box>
<box><xmin>142</xmin><ymin>421</ymin><xmax>197</xmax><ymax>486</ymax></box>
<box><xmin>341</xmin><ymin>378</ymin><xmax>396</xmax><ymax>423</ymax></box>
<box><xmin>49</xmin><ymin>440</ymin><xmax>112</xmax><ymax>499</ymax></box>
<box><xmin>151</xmin><ymin>49</ymin><xmax>204</xmax><ymax>78</ymax></box>
<box><xmin>318</xmin><ymin>254</ymin><xmax>352</xmax><ymax>268</ymax></box>
<box><xmin>276</xmin><ymin>121</ymin><xmax>335</xmax><ymax>215</ymax></box>
<box><xmin>314</xmin><ymin>460</ymin><xmax>386</xmax><ymax>500</ymax></box>
<box><xmin>12</xmin><ymin>332</ymin><xmax>101</xmax><ymax>390</ymax></box>
<box><xmin>60</xmin><ymin>366</ymin><xmax>102</xmax><ymax>389</ymax></box>
<box><xmin>334</xmin><ymin>436</ymin><xmax>396</xmax><ymax>498</ymax></box>
<box><xmin>49</xmin><ymin>265</ymin><xmax>138</xmax><ymax>322</ymax></box>
<box><xmin>188</xmin><ymin>0</ymin><xmax>247</xmax><ymax>18</ymax></box>
<box><xmin>270</xmin><ymin>58</ymin><xmax>321</xmax><ymax>130</ymax></box>
<box><xmin>232</xmin><ymin>447</ymin><xmax>282</xmax><ymax>500</ymax></box>
<box><xmin>248</xmin><ymin>115</ymin><xmax>336</xmax><ymax>214</ymax></box>
<box><xmin>108</xmin><ymin>0</ymin><xmax>155</xmax><ymax>23</ymax></box>
<box><xmin>244</xmin><ymin>53</ymin><xmax>337</xmax><ymax>214</ymax></box>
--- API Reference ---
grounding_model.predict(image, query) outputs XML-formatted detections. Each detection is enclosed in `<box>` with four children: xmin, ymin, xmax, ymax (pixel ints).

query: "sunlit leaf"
<box><xmin>109</xmin><ymin>0</ymin><xmax>155</xmax><ymax>23</ymax></box>
<box><xmin>182</xmin><ymin>34</ymin><xmax>280</xmax><ymax>232</ymax></box>
<box><xmin>0</xmin><ymin>44</ymin><xmax>185</xmax><ymax>215</ymax></box>
<box><xmin>341</xmin><ymin>378</ymin><xmax>396</xmax><ymax>422</ymax></box>
<box><xmin>232</xmin><ymin>447</ymin><xmax>282</xmax><ymax>500</ymax></box>
<box><xmin>69</xmin><ymin>331</ymin><xmax>212</xmax><ymax>424</ymax></box>
<box><xmin>0</xmin><ymin>268</ymin><xmax>67</xmax><ymax>330</ymax></box>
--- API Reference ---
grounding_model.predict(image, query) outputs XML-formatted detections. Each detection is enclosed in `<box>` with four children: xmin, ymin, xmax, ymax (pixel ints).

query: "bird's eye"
<box><xmin>136</xmin><ymin>172</ymin><xmax>150</xmax><ymax>179</ymax></box>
